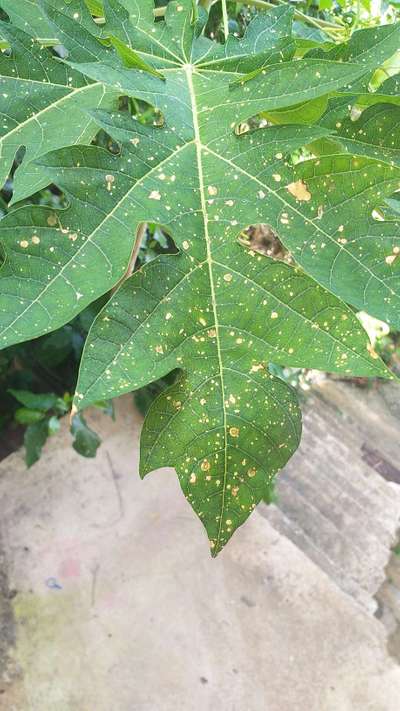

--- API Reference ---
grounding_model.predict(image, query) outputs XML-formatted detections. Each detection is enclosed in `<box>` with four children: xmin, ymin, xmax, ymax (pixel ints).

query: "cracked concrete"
<box><xmin>0</xmin><ymin>392</ymin><xmax>400</xmax><ymax>710</ymax></box>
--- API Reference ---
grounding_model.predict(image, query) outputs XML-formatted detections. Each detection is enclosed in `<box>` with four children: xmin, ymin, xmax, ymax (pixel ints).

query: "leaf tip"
<box><xmin>209</xmin><ymin>539</ymin><xmax>220</xmax><ymax>558</ymax></box>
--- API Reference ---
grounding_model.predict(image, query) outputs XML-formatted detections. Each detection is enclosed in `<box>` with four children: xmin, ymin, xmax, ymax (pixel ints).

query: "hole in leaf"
<box><xmin>240</xmin><ymin>224</ymin><xmax>292</xmax><ymax>263</ymax></box>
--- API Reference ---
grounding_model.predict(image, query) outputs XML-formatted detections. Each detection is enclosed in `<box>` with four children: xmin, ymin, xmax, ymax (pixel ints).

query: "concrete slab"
<box><xmin>1</xmin><ymin>397</ymin><xmax>400</xmax><ymax>711</ymax></box>
<box><xmin>262</xmin><ymin>381</ymin><xmax>400</xmax><ymax>613</ymax></box>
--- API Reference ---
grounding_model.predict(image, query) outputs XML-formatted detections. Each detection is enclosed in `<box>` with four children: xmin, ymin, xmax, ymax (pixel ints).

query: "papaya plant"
<box><xmin>0</xmin><ymin>0</ymin><xmax>399</xmax><ymax>555</ymax></box>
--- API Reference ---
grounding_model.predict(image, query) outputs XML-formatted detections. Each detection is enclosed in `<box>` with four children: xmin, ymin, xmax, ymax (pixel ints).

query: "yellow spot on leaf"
<box><xmin>250</xmin><ymin>363</ymin><xmax>264</xmax><ymax>373</ymax></box>
<box><xmin>149</xmin><ymin>190</ymin><xmax>161</xmax><ymax>200</ymax></box>
<box><xmin>287</xmin><ymin>180</ymin><xmax>311</xmax><ymax>202</ymax></box>
<box><xmin>105</xmin><ymin>174</ymin><xmax>115</xmax><ymax>192</ymax></box>
<box><xmin>385</xmin><ymin>254</ymin><xmax>397</xmax><ymax>265</ymax></box>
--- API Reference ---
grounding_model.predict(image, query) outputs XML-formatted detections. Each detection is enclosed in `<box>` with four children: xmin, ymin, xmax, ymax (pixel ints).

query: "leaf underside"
<box><xmin>0</xmin><ymin>0</ymin><xmax>399</xmax><ymax>554</ymax></box>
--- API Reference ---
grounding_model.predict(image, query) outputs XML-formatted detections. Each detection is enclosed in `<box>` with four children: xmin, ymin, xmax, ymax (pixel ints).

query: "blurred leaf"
<box><xmin>24</xmin><ymin>419</ymin><xmax>49</xmax><ymax>467</ymax></box>
<box><xmin>48</xmin><ymin>415</ymin><xmax>61</xmax><ymax>435</ymax></box>
<box><xmin>15</xmin><ymin>407</ymin><xmax>46</xmax><ymax>425</ymax></box>
<box><xmin>71</xmin><ymin>413</ymin><xmax>101</xmax><ymax>458</ymax></box>
<box><xmin>32</xmin><ymin>329</ymin><xmax>75</xmax><ymax>369</ymax></box>
<box><xmin>293</xmin><ymin>19</ymin><xmax>334</xmax><ymax>50</ymax></box>
<box><xmin>263</xmin><ymin>481</ymin><xmax>279</xmax><ymax>505</ymax></box>
<box><xmin>9</xmin><ymin>389</ymin><xmax>58</xmax><ymax>412</ymax></box>
<box><xmin>93</xmin><ymin>399</ymin><xmax>115</xmax><ymax>419</ymax></box>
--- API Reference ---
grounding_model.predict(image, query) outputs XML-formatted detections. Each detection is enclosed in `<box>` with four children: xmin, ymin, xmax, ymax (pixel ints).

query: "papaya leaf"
<box><xmin>0</xmin><ymin>21</ymin><xmax>118</xmax><ymax>204</ymax></box>
<box><xmin>0</xmin><ymin>0</ymin><xmax>398</xmax><ymax>554</ymax></box>
<box><xmin>333</xmin><ymin>103</ymin><xmax>400</xmax><ymax>165</ymax></box>
<box><xmin>0</xmin><ymin>0</ymin><xmax>58</xmax><ymax>42</ymax></box>
<box><xmin>316</xmin><ymin>26</ymin><xmax>400</xmax><ymax>130</ymax></box>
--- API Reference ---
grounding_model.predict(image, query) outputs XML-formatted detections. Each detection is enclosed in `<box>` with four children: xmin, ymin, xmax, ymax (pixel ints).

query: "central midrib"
<box><xmin>184</xmin><ymin>63</ymin><xmax>228</xmax><ymax>552</ymax></box>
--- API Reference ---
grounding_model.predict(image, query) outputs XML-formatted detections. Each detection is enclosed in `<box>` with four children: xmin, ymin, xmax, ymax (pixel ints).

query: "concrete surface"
<box><xmin>263</xmin><ymin>380</ymin><xmax>400</xmax><ymax>613</ymax></box>
<box><xmin>0</xmin><ymin>392</ymin><xmax>400</xmax><ymax>710</ymax></box>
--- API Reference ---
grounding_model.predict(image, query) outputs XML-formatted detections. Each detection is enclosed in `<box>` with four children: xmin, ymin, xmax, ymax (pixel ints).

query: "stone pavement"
<box><xmin>0</xmin><ymin>385</ymin><xmax>400</xmax><ymax>711</ymax></box>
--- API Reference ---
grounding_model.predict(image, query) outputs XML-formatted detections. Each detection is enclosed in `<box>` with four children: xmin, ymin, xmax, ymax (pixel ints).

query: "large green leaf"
<box><xmin>309</xmin><ymin>21</ymin><xmax>400</xmax><ymax>65</ymax></box>
<box><xmin>0</xmin><ymin>21</ymin><xmax>118</xmax><ymax>203</ymax></box>
<box><xmin>0</xmin><ymin>0</ymin><xmax>58</xmax><ymax>42</ymax></box>
<box><xmin>316</xmin><ymin>25</ymin><xmax>400</xmax><ymax>130</ymax></box>
<box><xmin>0</xmin><ymin>0</ymin><xmax>398</xmax><ymax>553</ymax></box>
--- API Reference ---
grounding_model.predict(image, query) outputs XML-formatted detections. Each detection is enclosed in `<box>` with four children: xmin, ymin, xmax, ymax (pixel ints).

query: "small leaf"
<box><xmin>9</xmin><ymin>389</ymin><xmax>59</xmax><ymax>412</ymax></box>
<box><xmin>71</xmin><ymin>413</ymin><xmax>101</xmax><ymax>458</ymax></box>
<box><xmin>24</xmin><ymin>420</ymin><xmax>49</xmax><ymax>467</ymax></box>
<box><xmin>48</xmin><ymin>415</ymin><xmax>61</xmax><ymax>435</ymax></box>
<box><xmin>15</xmin><ymin>408</ymin><xmax>46</xmax><ymax>425</ymax></box>
<box><xmin>108</xmin><ymin>35</ymin><xmax>165</xmax><ymax>79</ymax></box>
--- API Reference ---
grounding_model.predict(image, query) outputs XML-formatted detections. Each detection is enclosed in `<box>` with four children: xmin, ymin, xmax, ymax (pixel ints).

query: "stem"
<box><xmin>154</xmin><ymin>1</ymin><xmax>345</xmax><ymax>38</ymax></box>
<box><xmin>221</xmin><ymin>0</ymin><xmax>229</xmax><ymax>41</ymax></box>
<box><xmin>112</xmin><ymin>223</ymin><xmax>147</xmax><ymax>294</ymax></box>
<box><xmin>274</xmin><ymin>0</ymin><xmax>345</xmax><ymax>30</ymax></box>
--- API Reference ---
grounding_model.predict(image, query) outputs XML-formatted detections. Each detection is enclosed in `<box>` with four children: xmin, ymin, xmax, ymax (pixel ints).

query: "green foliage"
<box><xmin>0</xmin><ymin>298</ymin><xmax>112</xmax><ymax>466</ymax></box>
<box><xmin>0</xmin><ymin>0</ymin><xmax>399</xmax><ymax>554</ymax></box>
<box><xmin>70</xmin><ymin>412</ymin><xmax>101</xmax><ymax>457</ymax></box>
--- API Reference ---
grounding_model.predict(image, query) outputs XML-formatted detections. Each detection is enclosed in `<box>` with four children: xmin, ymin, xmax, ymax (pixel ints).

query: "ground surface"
<box><xmin>0</xmin><ymin>383</ymin><xmax>400</xmax><ymax>711</ymax></box>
